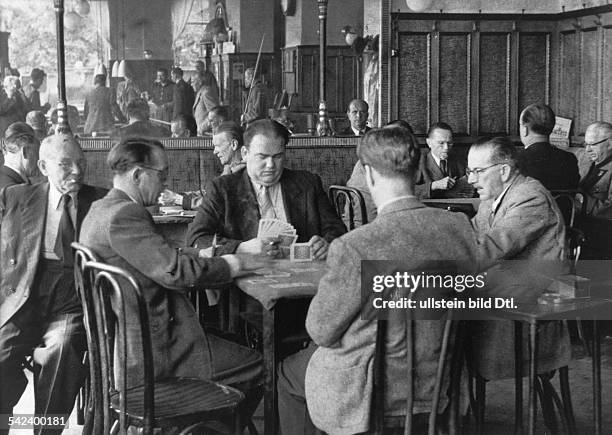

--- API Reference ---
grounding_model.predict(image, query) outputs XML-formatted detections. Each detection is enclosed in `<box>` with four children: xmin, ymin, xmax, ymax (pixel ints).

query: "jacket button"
<box><xmin>9</xmin><ymin>259</ymin><xmax>15</xmax><ymax>265</ymax></box>
<box><xmin>8</xmin><ymin>287</ymin><xmax>15</xmax><ymax>293</ymax></box>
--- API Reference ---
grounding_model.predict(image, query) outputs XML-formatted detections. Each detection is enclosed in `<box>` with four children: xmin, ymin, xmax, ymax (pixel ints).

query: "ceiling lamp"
<box><xmin>117</xmin><ymin>60</ymin><xmax>126</xmax><ymax>78</ymax></box>
<box><xmin>75</xmin><ymin>0</ymin><xmax>90</xmax><ymax>17</ymax></box>
<box><xmin>405</xmin><ymin>0</ymin><xmax>433</xmax><ymax>12</ymax></box>
<box><xmin>111</xmin><ymin>60</ymin><xmax>120</xmax><ymax>77</ymax></box>
<box><xmin>64</xmin><ymin>11</ymin><xmax>82</xmax><ymax>30</ymax></box>
<box><xmin>94</xmin><ymin>63</ymin><xmax>107</xmax><ymax>76</ymax></box>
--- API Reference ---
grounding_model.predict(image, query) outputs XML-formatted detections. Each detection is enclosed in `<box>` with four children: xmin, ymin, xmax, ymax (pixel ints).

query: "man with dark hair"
<box><xmin>415</xmin><ymin>122</ymin><xmax>470</xmax><ymax>199</ymax></box>
<box><xmin>170</xmin><ymin>66</ymin><xmax>195</xmax><ymax>122</ymax></box>
<box><xmin>23</xmin><ymin>68</ymin><xmax>50</xmax><ymax>113</ymax></box>
<box><xmin>518</xmin><ymin>103</ymin><xmax>579</xmax><ymax>190</ymax></box>
<box><xmin>207</xmin><ymin>105</ymin><xmax>229</xmax><ymax>133</ymax></box>
<box><xmin>25</xmin><ymin>110</ymin><xmax>47</xmax><ymax>140</ymax></box>
<box><xmin>115</xmin><ymin>98</ymin><xmax>168</xmax><ymax>139</ymax></box>
<box><xmin>213</xmin><ymin>121</ymin><xmax>245</xmax><ymax>175</ymax></box>
<box><xmin>0</xmin><ymin>122</ymin><xmax>40</xmax><ymax>189</ymax></box>
<box><xmin>278</xmin><ymin>127</ymin><xmax>480</xmax><ymax>434</ymax></box>
<box><xmin>149</xmin><ymin>68</ymin><xmax>175</xmax><ymax>123</ymax></box>
<box><xmin>186</xmin><ymin>119</ymin><xmax>346</xmax><ymax>258</ymax></box>
<box><xmin>79</xmin><ymin>137</ymin><xmax>263</xmax><ymax>421</ymax></box>
<box><xmin>83</xmin><ymin>74</ymin><xmax>126</xmax><ymax>135</ymax></box>
<box><xmin>338</xmin><ymin>99</ymin><xmax>370</xmax><ymax>136</ymax></box>
<box><xmin>467</xmin><ymin>136</ymin><xmax>570</xmax><ymax>381</ymax></box>
<box><xmin>0</xmin><ymin>134</ymin><xmax>107</xmax><ymax>432</ymax></box>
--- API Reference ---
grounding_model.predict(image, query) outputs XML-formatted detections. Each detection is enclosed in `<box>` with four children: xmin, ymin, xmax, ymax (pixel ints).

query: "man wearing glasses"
<box><xmin>579</xmin><ymin>121</ymin><xmax>612</xmax><ymax>218</ymax></box>
<box><xmin>0</xmin><ymin>134</ymin><xmax>107</xmax><ymax>432</ymax></box>
<box><xmin>467</xmin><ymin>136</ymin><xmax>570</xmax><ymax>381</ymax></box>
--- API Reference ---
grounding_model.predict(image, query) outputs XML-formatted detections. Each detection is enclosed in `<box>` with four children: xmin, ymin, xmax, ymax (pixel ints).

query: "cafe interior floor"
<box><xmin>10</xmin><ymin>336</ymin><xmax>612</xmax><ymax>434</ymax></box>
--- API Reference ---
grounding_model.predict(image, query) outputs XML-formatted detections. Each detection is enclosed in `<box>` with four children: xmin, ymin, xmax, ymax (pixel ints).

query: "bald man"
<box><xmin>0</xmin><ymin>134</ymin><xmax>107</xmax><ymax>432</ymax></box>
<box><xmin>579</xmin><ymin>121</ymin><xmax>612</xmax><ymax>218</ymax></box>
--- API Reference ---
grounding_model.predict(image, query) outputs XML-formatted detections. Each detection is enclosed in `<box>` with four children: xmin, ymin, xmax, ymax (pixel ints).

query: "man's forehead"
<box><xmin>248</xmin><ymin>134</ymin><xmax>285</xmax><ymax>152</ymax></box>
<box><xmin>431</xmin><ymin>128</ymin><xmax>452</xmax><ymax>138</ymax></box>
<box><xmin>468</xmin><ymin>147</ymin><xmax>492</xmax><ymax>162</ymax></box>
<box><xmin>349</xmin><ymin>102</ymin><xmax>367</xmax><ymax>112</ymax></box>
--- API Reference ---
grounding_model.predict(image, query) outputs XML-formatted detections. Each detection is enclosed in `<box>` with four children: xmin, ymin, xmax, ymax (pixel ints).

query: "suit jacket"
<box><xmin>241</xmin><ymin>80</ymin><xmax>265</xmax><ymax>124</ymax></box>
<box><xmin>518</xmin><ymin>141</ymin><xmax>580</xmax><ymax>191</ymax></box>
<box><xmin>0</xmin><ymin>182</ymin><xmax>107</xmax><ymax>328</ymax></box>
<box><xmin>471</xmin><ymin>175</ymin><xmax>571</xmax><ymax>379</ymax></box>
<box><xmin>337</xmin><ymin>125</ymin><xmax>371</xmax><ymax>136</ymax></box>
<box><xmin>185</xmin><ymin>168</ymin><xmax>346</xmax><ymax>253</ymax></box>
<box><xmin>116</xmin><ymin>80</ymin><xmax>141</xmax><ymax>118</ymax></box>
<box><xmin>0</xmin><ymin>166</ymin><xmax>27</xmax><ymax>190</ymax></box>
<box><xmin>193</xmin><ymin>85</ymin><xmax>220</xmax><ymax>135</ymax></box>
<box><xmin>0</xmin><ymin>89</ymin><xmax>27</xmax><ymax>136</ymax></box>
<box><xmin>172</xmin><ymin>79</ymin><xmax>195</xmax><ymax>120</ymax></box>
<box><xmin>84</xmin><ymin>86</ymin><xmax>125</xmax><ymax>134</ymax></box>
<box><xmin>304</xmin><ymin>197</ymin><xmax>480</xmax><ymax>434</ymax></box>
<box><xmin>414</xmin><ymin>149</ymin><xmax>469</xmax><ymax>199</ymax></box>
<box><xmin>577</xmin><ymin>149</ymin><xmax>612</xmax><ymax>218</ymax></box>
<box><xmin>79</xmin><ymin>188</ymin><xmax>233</xmax><ymax>387</ymax></box>
<box><xmin>114</xmin><ymin>120</ymin><xmax>169</xmax><ymax>139</ymax></box>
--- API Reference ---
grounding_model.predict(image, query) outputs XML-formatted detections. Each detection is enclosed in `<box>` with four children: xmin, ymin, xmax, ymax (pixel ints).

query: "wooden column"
<box><xmin>316</xmin><ymin>0</ymin><xmax>331</xmax><ymax>136</ymax></box>
<box><xmin>53</xmin><ymin>0</ymin><xmax>70</xmax><ymax>133</ymax></box>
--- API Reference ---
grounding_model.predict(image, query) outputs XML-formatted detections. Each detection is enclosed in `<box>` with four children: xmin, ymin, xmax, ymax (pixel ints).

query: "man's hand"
<box><xmin>236</xmin><ymin>237</ymin><xmax>281</xmax><ymax>257</ymax></box>
<box><xmin>158</xmin><ymin>189</ymin><xmax>183</xmax><ymax>206</ymax></box>
<box><xmin>431</xmin><ymin>176</ymin><xmax>456</xmax><ymax>191</ymax></box>
<box><xmin>222</xmin><ymin>253</ymin><xmax>273</xmax><ymax>278</ymax></box>
<box><xmin>308</xmin><ymin>235</ymin><xmax>329</xmax><ymax>260</ymax></box>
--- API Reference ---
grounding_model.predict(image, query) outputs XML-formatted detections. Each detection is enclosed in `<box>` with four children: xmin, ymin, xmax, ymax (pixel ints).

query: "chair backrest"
<box><xmin>84</xmin><ymin>260</ymin><xmax>156</xmax><ymax>435</ymax></box>
<box><xmin>71</xmin><ymin>242</ymin><xmax>103</xmax><ymax>435</ymax></box>
<box><xmin>551</xmin><ymin>190</ymin><xmax>585</xmax><ymax>227</ymax></box>
<box><xmin>566</xmin><ymin>226</ymin><xmax>586</xmax><ymax>271</ymax></box>
<box><xmin>329</xmin><ymin>185</ymin><xmax>368</xmax><ymax>230</ymax></box>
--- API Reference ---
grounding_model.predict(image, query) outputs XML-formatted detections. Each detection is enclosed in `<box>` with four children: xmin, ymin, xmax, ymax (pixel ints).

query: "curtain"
<box><xmin>90</xmin><ymin>0</ymin><xmax>111</xmax><ymax>48</ymax></box>
<box><xmin>171</xmin><ymin>0</ymin><xmax>195</xmax><ymax>45</ymax></box>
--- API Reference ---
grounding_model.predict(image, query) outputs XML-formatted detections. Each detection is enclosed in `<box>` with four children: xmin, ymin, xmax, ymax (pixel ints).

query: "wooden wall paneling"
<box><xmin>517</xmin><ymin>32</ymin><xmax>551</xmax><ymax>113</ymax></box>
<box><xmin>430</xmin><ymin>22</ymin><xmax>440</xmax><ymax>127</ymax></box>
<box><xmin>397</xmin><ymin>31</ymin><xmax>430</xmax><ymax>135</ymax></box>
<box><xmin>438</xmin><ymin>31</ymin><xmax>471</xmax><ymax>135</ymax></box>
<box><xmin>579</xmin><ymin>25</ymin><xmax>600</xmax><ymax>135</ymax></box>
<box><xmin>557</xmin><ymin>27</ymin><xmax>580</xmax><ymax>122</ymax></box>
<box><xmin>478</xmin><ymin>32</ymin><xmax>511</xmax><ymax>135</ymax></box>
<box><xmin>602</xmin><ymin>21</ymin><xmax>612</xmax><ymax>123</ymax></box>
<box><xmin>470</xmin><ymin>21</ymin><xmax>480</xmax><ymax>137</ymax></box>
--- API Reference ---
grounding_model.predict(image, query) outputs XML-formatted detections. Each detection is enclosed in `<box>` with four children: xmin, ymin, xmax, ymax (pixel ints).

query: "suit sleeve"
<box><xmin>306</xmin><ymin>238</ymin><xmax>362</xmax><ymax>347</ymax></box>
<box><xmin>584</xmin><ymin>179</ymin><xmax>612</xmax><ymax>217</ymax></box>
<box><xmin>109</xmin><ymin>201</ymin><xmax>232</xmax><ymax>291</ymax></box>
<box><xmin>313</xmin><ymin>174</ymin><xmax>347</xmax><ymax>242</ymax></box>
<box><xmin>173</xmin><ymin>85</ymin><xmax>184</xmax><ymax>119</ymax></box>
<box><xmin>567</xmin><ymin>153</ymin><xmax>580</xmax><ymax>189</ymax></box>
<box><xmin>185</xmin><ymin>179</ymin><xmax>242</xmax><ymax>255</ymax></box>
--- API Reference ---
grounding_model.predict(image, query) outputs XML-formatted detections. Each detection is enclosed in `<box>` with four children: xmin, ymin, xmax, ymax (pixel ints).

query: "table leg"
<box><xmin>593</xmin><ymin>320</ymin><xmax>601</xmax><ymax>435</ymax></box>
<box><xmin>528</xmin><ymin>321</ymin><xmax>538</xmax><ymax>435</ymax></box>
<box><xmin>514</xmin><ymin>321</ymin><xmax>523</xmax><ymax>435</ymax></box>
<box><xmin>228</xmin><ymin>286</ymin><xmax>240</xmax><ymax>333</ymax></box>
<box><xmin>263</xmin><ymin>307</ymin><xmax>277</xmax><ymax>435</ymax></box>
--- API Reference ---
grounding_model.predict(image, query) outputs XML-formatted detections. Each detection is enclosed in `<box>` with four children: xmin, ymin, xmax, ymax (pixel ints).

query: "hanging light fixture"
<box><xmin>94</xmin><ymin>62</ymin><xmax>107</xmax><ymax>76</ymax></box>
<box><xmin>75</xmin><ymin>0</ymin><xmax>90</xmax><ymax>17</ymax></box>
<box><xmin>117</xmin><ymin>60</ymin><xmax>126</xmax><ymax>78</ymax></box>
<box><xmin>111</xmin><ymin>60</ymin><xmax>120</xmax><ymax>77</ymax></box>
<box><xmin>405</xmin><ymin>0</ymin><xmax>433</xmax><ymax>12</ymax></box>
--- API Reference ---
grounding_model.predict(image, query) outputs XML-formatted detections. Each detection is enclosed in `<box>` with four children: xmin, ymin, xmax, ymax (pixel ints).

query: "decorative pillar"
<box><xmin>316</xmin><ymin>0</ymin><xmax>331</xmax><ymax>136</ymax></box>
<box><xmin>53</xmin><ymin>0</ymin><xmax>70</xmax><ymax>133</ymax></box>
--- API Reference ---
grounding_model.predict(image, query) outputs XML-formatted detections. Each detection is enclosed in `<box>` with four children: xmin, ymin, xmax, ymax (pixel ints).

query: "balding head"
<box><xmin>585</xmin><ymin>121</ymin><xmax>612</xmax><ymax>164</ymax></box>
<box><xmin>347</xmin><ymin>99</ymin><xmax>369</xmax><ymax>133</ymax></box>
<box><xmin>38</xmin><ymin>134</ymin><xmax>86</xmax><ymax>194</ymax></box>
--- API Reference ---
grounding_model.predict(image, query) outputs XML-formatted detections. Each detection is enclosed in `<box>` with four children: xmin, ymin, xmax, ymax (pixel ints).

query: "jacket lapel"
<box><xmin>280</xmin><ymin>170</ymin><xmax>304</xmax><ymax>229</ymax></box>
<box><xmin>237</xmin><ymin>170</ymin><xmax>261</xmax><ymax>238</ymax></box>
<box><xmin>426</xmin><ymin>152</ymin><xmax>444</xmax><ymax>180</ymax></box>
<box><xmin>21</xmin><ymin>182</ymin><xmax>48</xmax><ymax>260</ymax></box>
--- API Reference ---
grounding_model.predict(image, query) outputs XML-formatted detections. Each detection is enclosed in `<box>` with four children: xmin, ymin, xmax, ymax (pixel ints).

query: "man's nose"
<box><xmin>264</xmin><ymin>157</ymin><xmax>275</xmax><ymax>168</ymax></box>
<box><xmin>467</xmin><ymin>172</ymin><xmax>477</xmax><ymax>184</ymax></box>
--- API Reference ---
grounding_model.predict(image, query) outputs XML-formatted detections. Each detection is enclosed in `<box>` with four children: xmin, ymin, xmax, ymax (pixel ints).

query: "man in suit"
<box><xmin>277</xmin><ymin>127</ymin><xmax>481</xmax><ymax>434</ymax></box>
<box><xmin>415</xmin><ymin>122</ymin><xmax>471</xmax><ymax>199</ymax></box>
<box><xmin>338</xmin><ymin>99</ymin><xmax>371</xmax><ymax>136</ymax></box>
<box><xmin>22</xmin><ymin>68</ymin><xmax>51</xmax><ymax>114</ymax></box>
<box><xmin>149</xmin><ymin>68</ymin><xmax>175</xmax><ymax>124</ymax></box>
<box><xmin>240</xmin><ymin>67</ymin><xmax>265</xmax><ymax>127</ymax></box>
<box><xmin>79</xmin><ymin>137</ymin><xmax>263</xmax><ymax>415</ymax></box>
<box><xmin>116</xmin><ymin>69</ymin><xmax>141</xmax><ymax>119</ymax></box>
<box><xmin>170</xmin><ymin>67</ymin><xmax>195</xmax><ymax>121</ymax></box>
<box><xmin>0</xmin><ymin>76</ymin><xmax>28</xmax><ymax>137</ymax></box>
<box><xmin>468</xmin><ymin>136</ymin><xmax>570</xmax><ymax>380</ymax></box>
<box><xmin>518</xmin><ymin>103</ymin><xmax>579</xmax><ymax>191</ymax></box>
<box><xmin>186</xmin><ymin>119</ymin><xmax>346</xmax><ymax>259</ymax></box>
<box><xmin>0</xmin><ymin>122</ymin><xmax>40</xmax><ymax>189</ymax></box>
<box><xmin>114</xmin><ymin>98</ymin><xmax>169</xmax><ymax>139</ymax></box>
<box><xmin>0</xmin><ymin>134</ymin><xmax>107</xmax><ymax>432</ymax></box>
<box><xmin>578</xmin><ymin>121</ymin><xmax>612</xmax><ymax>218</ymax></box>
<box><xmin>83</xmin><ymin>74</ymin><xmax>126</xmax><ymax>135</ymax></box>
<box><xmin>193</xmin><ymin>72</ymin><xmax>220</xmax><ymax>136</ymax></box>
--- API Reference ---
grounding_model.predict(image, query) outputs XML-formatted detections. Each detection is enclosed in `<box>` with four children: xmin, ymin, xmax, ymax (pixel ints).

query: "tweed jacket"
<box><xmin>414</xmin><ymin>149</ymin><xmax>469</xmax><ymax>199</ymax></box>
<box><xmin>577</xmin><ymin>149</ymin><xmax>612</xmax><ymax>218</ymax></box>
<box><xmin>185</xmin><ymin>168</ymin><xmax>346</xmax><ymax>254</ymax></box>
<box><xmin>0</xmin><ymin>166</ymin><xmax>27</xmax><ymax>190</ymax></box>
<box><xmin>0</xmin><ymin>182</ymin><xmax>108</xmax><ymax>327</ymax></box>
<box><xmin>79</xmin><ymin>188</ymin><xmax>233</xmax><ymax>387</ymax></box>
<box><xmin>518</xmin><ymin>141</ymin><xmax>580</xmax><ymax>191</ymax></box>
<box><xmin>471</xmin><ymin>175</ymin><xmax>571</xmax><ymax>379</ymax></box>
<box><xmin>305</xmin><ymin>197</ymin><xmax>480</xmax><ymax>434</ymax></box>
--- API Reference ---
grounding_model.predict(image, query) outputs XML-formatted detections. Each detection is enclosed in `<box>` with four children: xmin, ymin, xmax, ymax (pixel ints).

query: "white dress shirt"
<box><xmin>43</xmin><ymin>186</ymin><xmax>77</xmax><ymax>259</ymax></box>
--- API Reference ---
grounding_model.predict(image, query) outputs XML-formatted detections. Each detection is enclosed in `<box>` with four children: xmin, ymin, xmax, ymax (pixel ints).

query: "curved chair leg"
<box><xmin>475</xmin><ymin>376</ymin><xmax>486</xmax><ymax>435</ymax></box>
<box><xmin>542</xmin><ymin>376</ymin><xmax>571</xmax><ymax>435</ymax></box>
<box><xmin>535</xmin><ymin>375</ymin><xmax>558</xmax><ymax>434</ymax></box>
<box><xmin>558</xmin><ymin>366</ymin><xmax>577</xmax><ymax>435</ymax></box>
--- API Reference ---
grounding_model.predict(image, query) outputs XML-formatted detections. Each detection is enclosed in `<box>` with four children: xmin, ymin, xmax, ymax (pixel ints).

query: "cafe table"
<box><xmin>151</xmin><ymin>208</ymin><xmax>195</xmax><ymax>248</ymax></box>
<box><xmin>235</xmin><ymin>259</ymin><xmax>328</xmax><ymax>435</ymax></box>
<box><xmin>484</xmin><ymin>298</ymin><xmax>612</xmax><ymax>435</ymax></box>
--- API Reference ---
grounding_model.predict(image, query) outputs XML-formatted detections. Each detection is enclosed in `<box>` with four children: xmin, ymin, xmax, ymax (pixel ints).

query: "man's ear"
<box><xmin>131</xmin><ymin>167</ymin><xmax>143</xmax><ymax>184</ymax></box>
<box><xmin>231</xmin><ymin>139</ymin><xmax>239</xmax><ymax>152</ymax></box>
<box><xmin>241</xmin><ymin>147</ymin><xmax>248</xmax><ymax>160</ymax></box>
<box><xmin>37</xmin><ymin>159</ymin><xmax>48</xmax><ymax>176</ymax></box>
<box><xmin>364</xmin><ymin>163</ymin><xmax>375</xmax><ymax>188</ymax></box>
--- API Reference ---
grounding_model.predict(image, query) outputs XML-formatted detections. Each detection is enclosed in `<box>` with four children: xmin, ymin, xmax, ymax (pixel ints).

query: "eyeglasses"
<box><xmin>466</xmin><ymin>163</ymin><xmax>505</xmax><ymax>177</ymax></box>
<box><xmin>583</xmin><ymin>137</ymin><xmax>610</xmax><ymax>148</ymax></box>
<box><xmin>137</xmin><ymin>165</ymin><xmax>168</xmax><ymax>182</ymax></box>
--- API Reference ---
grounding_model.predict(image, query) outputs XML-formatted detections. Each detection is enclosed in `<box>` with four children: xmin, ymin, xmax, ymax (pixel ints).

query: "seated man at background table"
<box><xmin>115</xmin><ymin>98</ymin><xmax>169</xmax><ymax>139</ymax></box>
<box><xmin>338</xmin><ymin>99</ymin><xmax>370</xmax><ymax>136</ymax></box>
<box><xmin>278</xmin><ymin>127</ymin><xmax>481</xmax><ymax>434</ymax></box>
<box><xmin>467</xmin><ymin>136</ymin><xmax>570</xmax><ymax>381</ymax></box>
<box><xmin>415</xmin><ymin>122</ymin><xmax>472</xmax><ymax>199</ymax></box>
<box><xmin>185</xmin><ymin>119</ymin><xmax>346</xmax><ymax>259</ymax></box>
<box><xmin>79</xmin><ymin>137</ymin><xmax>264</xmax><ymax>419</ymax></box>
<box><xmin>577</xmin><ymin>121</ymin><xmax>612</xmax><ymax>218</ymax></box>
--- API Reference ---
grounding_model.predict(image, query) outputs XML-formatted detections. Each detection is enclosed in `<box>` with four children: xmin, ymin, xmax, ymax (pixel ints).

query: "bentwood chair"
<box><xmin>551</xmin><ymin>190</ymin><xmax>585</xmax><ymax>227</ymax></box>
<box><xmin>370</xmin><ymin>309</ymin><xmax>463</xmax><ymax>435</ymax></box>
<box><xmin>82</xmin><ymin>259</ymin><xmax>245</xmax><ymax>435</ymax></box>
<box><xmin>328</xmin><ymin>185</ymin><xmax>368</xmax><ymax>230</ymax></box>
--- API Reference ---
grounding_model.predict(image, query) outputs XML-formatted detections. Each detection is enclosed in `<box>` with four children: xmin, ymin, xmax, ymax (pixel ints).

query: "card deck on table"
<box><xmin>290</xmin><ymin>243</ymin><xmax>313</xmax><ymax>262</ymax></box>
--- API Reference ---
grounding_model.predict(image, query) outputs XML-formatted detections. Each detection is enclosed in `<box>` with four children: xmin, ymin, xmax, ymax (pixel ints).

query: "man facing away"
<box><xmin>518</xmin><ymin>103</ymin><xmax>579</xmax><ymax>191</ymax></box>
<box><xmin>23</xmin><ymin>68</ymin><xmax>51</xmax><ymax>114</ymax></box>
<box><xmin>0</xmin><ymin>122</ymin><xmax>40</xmax><ymax>189</ymax></box>
<box><xmin>83</xmin><ymin>74</ymin><xmax>126</xmax><ymax>135</ymax></box>
<box><xmin>0</xmin><ymin>134</ymin><xmax>107</xmax><ymax>433</ymax></box>
<box><xmin>79</xmin><ymin>137</ymin><xmax>264</xmax><ymax>419</ymax></box>
<box><xmin>578</xmin><ymin>121</ymin><xmax>612</xmax><ymax>218</ymax></box>
<box><xmin>277</xmin><ymin>127</ymin><xmax>481</xmax><ymax>434</ymax></box>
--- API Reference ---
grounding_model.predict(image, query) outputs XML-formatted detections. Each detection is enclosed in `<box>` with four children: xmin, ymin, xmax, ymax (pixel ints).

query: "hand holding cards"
<box><xmin>258</xmin><ymin>218</ymin><xmax>297</xmax><ymax>258</ymax></box>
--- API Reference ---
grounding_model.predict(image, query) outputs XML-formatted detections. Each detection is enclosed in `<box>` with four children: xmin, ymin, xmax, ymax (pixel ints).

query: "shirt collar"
<box><xmin>351</xmin><ymin>126</ymin><xmax>366</xmax><ymax>136</ymax></box>
<box><xmin>48</xmin><ymin>183</ymin><xmax>76</xmax><ymax>210</ymax></box>
<box><xmin>377</xmin><ymin>194</ymin><xmax>416</xmax><ymax>214</ymax></box>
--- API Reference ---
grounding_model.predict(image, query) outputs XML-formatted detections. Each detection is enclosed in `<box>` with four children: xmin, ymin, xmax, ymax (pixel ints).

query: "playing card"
<box><xmin>290</xmin><ymin>243</ymin><xmax>312</xmax><ymax>262</ymax></box>
<box><xmin>246</xmin><ymin>278</ymin><xmax>279</xmax><ymax>284</ymax></box>
<box><xmin>263</xmin><ymin>272</ymin><xmax>291</xmax><ymax>278</ymax></box>
<box><xmin>278</xmin><ymin>234</ymin><xmax>298</xmax><ymax>247</ymax></box>
<box><xmin>268</xmin><ymin>282</ymin><xmax>312</xmax><ymax>289</ymax></box>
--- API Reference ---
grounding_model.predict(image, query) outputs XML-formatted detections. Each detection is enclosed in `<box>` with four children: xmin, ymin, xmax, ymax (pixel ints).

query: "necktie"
<box><xmin>54</xmin><ymin>194</ymin><xmax>76</xmax><ymax>266</ymax></box>
<box><xmin>440</xmin><ymin>159</ymin><xmax>448</xmax><ymax>176</ymax></box>
<box><xmin>260</xmin><ymin>186</ymin><xmax>277</xmax><ymax>219</ymax></box>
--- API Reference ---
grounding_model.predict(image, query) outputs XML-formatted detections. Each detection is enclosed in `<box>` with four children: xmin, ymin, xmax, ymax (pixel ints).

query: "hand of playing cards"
<box><xmin>257</xmin><ymin>219</ymin><xmax>313</xmax><ymax>261</ymax></box>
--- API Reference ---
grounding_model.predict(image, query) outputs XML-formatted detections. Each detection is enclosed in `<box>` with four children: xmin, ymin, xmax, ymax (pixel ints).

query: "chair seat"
<box><xmin>110</xmin><ymin>377</ymin><xmax>244</xmax><ymax>422</ymax></box>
